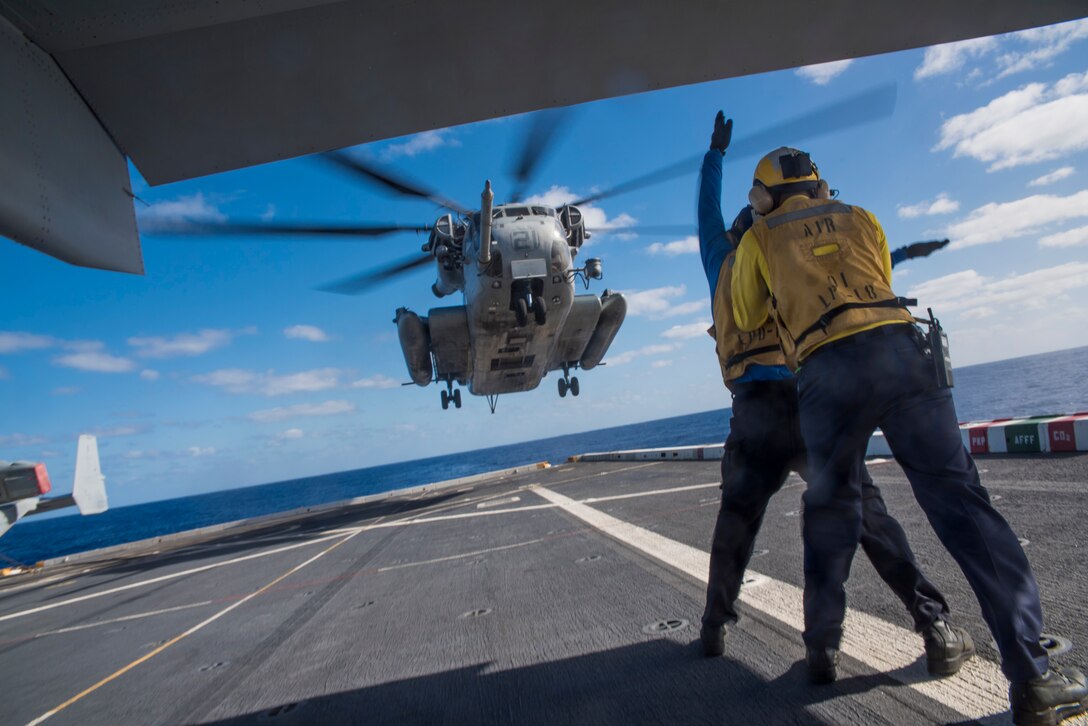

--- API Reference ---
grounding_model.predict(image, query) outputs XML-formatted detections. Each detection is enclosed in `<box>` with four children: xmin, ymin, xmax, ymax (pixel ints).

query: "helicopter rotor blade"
<box><xmin>316</xmin><ymin>252</ymin><xmax>433</xmax><ymax>295</ymax></box>
<box><xmin>140</xmin><ymin>218</ymin><xmax>432</xmax><ymax>238</ymax></box>
<box><xmin>573</xmin><ymin>82</ymin><xmax>898</xmax><ymax>206</ymax></box>
<box><xmin>321</xmin><ymin>151</ymin><xmax>471</xmax><ymax>216</ymax></box>
<box><xmin>509</xmin><ymin>107</ymin><xmax>570</xmax><ymax>203</ymax></box>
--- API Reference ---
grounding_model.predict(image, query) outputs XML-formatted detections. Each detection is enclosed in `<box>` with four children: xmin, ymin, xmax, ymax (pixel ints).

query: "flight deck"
<box><xmin>1</xmin><ymin>454</ymin><xmax>1086</xmax><ymax>725</ymax></box>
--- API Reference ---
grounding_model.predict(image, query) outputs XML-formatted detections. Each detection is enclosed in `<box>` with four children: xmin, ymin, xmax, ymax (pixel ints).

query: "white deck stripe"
<box><xmin>377</xmin><ymin>538</ymin><xmax>548</xmax><ymax>572</ymax></box>
<box><xmin>477</xmin><ymin>496</ymin><xmax>521</xmax><ymax>509</ymax></box>
<box><xmin>371</xmin><ymin>481</ymin><xmax>720</xmax><ymax>528</ymax></box>
<box><xmin>34</xmin><ymin>602</ymin><xmax>215</xmax><ymax>637</ymax></box>
<box><xmin>0</xmin><ymin>533</ymin><xmax>345</xmax><ymax>624</ymax></box>
<box><xmin>531</xmin><ymin>484</ymin><xmax>1011</xmax><ymax>722</ymax></box>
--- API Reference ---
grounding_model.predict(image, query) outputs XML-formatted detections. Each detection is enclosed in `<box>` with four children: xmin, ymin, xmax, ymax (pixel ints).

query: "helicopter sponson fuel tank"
<box><xmin>578</xmin><ymin>290</ymin><xmax>625</xmax><ymax>370</ymax></box>
<box><xmin>394</xmin><ymin>307</ymin><xmax>433</xmax><ymax>386</ymax></box>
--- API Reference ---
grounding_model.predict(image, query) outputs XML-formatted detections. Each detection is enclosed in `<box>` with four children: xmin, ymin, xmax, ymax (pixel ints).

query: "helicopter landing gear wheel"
<box><xmin>514</xmin><ymin>297</ymin><xmax>529</xmax><ymax>327</ymax></box>
<box><xmin>441</xmin><ymin>390</ymin><xmax>450</xmax><ymax>410</ymax></box>
<box><xmin>558</xmin><ymin>363</ymin><xmax>579</xmax><ymax>399</ymax></box>
<box><xmin>531</xmin><ymin>295</ymin><xmax>547</xmax><ymax>325</ymax></box>
<box><xmin>452</xmin><ymin>389</ymin><xmax>461</xmax><ymax>408</ymax></box>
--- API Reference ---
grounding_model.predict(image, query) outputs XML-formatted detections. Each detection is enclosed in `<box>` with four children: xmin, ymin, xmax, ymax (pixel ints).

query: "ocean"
<box><xmin>3</xmin><ymin>345</ymin><xmax>1086</xmax><ymax>566</ymax></box>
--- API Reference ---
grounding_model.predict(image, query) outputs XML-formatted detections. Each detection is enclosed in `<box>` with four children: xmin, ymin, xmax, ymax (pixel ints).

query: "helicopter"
<box><xmin>145</xmin><ymin>84</ymin><xmax>903</xmax><ymax>413</ymax></box>
<box><xmin>389</xmin><ymin>181</ymin><xmax>626</xmax><ymax>413</ymax></box>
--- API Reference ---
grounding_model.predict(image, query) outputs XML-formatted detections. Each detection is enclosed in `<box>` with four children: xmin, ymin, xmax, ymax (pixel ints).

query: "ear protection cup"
<box><xmin>749</xmin><ymin>182</ymin><xmax>774</xmax><ymax>215</ymax></box>
<box><xmin>815</xmin><ymin>179</ymin><xmax>831</xmax><ymax>200</ymax></box>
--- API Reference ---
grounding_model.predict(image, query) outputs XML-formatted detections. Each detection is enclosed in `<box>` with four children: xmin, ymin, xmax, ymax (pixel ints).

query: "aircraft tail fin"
<box><xmin>73</xmin><ymin>435</ymin><xmax>108</xmax><ymax>515</ymax></box>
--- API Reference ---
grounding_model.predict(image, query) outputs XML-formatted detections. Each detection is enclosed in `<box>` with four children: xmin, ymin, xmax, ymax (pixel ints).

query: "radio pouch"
<box><xmin>918</xmin><ymin>308</ymin><xmax>953</xmax><ymax>389</ymax></box>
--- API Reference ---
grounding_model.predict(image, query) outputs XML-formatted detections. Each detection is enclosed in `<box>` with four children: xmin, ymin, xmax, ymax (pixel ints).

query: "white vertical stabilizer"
<box><xmin>73</xmin><ymin>435</ymin><xmax>107</xmax><ymax>514</ymax></box>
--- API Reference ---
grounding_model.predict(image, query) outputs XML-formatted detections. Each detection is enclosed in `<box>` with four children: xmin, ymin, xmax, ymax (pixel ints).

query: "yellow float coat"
<box><xmin>710</xmin><ymin>250</ymin><xmax>785</xmax><ymax>389</ymax></box>
<box><xmin>731</xmin><ymin>196</ymin><xmax>912</xmax><ymax>363</ymax></box>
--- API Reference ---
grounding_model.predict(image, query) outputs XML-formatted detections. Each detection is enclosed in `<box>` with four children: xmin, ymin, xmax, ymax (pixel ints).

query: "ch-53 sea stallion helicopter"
<box><xmin>325</xmin><ymin>162</ymin><xmax>629</xmax><ymax>414</ymax></box>
<box><xmin>148</xmin><ymin>84</ymin><xmax>909</xmax><ymax>413</ymax></box>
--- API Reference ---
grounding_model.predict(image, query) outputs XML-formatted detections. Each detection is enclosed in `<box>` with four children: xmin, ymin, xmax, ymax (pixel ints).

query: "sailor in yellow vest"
<box><xmin>732</xmin><ymin>146</ymin><xmax>1087</xmax><ymax>724</ymax></box>
<box><xmin>697</xmin><ymin>114</ymin><xmax>969</xmax><ymax>683</ymax></box>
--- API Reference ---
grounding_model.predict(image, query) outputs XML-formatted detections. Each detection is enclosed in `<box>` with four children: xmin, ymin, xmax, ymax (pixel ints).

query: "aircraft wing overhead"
<box><xmin>0</xmin><ymin>1</ymin><xmax>1085</xmax><ymax>271</ymax></box>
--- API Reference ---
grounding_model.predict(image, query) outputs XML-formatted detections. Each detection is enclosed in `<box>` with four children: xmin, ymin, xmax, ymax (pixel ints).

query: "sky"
<box><xmin>3</xmin><ymin>18</ymin><xmax>1088</xmax><ymax>507</ymax></box>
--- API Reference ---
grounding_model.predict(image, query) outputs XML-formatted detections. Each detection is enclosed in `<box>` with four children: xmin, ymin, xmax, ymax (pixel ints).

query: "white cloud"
<box><xmin>284</xmin><ymin>325</ymin><xmax>330</xmax><ymax>342</ymax></box>
<box><xmin>89</xmin><ymin>425</ymin><xmax>146</xmax><ymax>438</ymax></box>
<box><xmin>914</xmin><ymin>37</ymin><xmax>999</xmax><ymax>80</ymax></box>
<box><xmin>662</xmin><ymin>321</ymin><xmax>714</xmax><ymax>340</ymax></box>
<box><xmin>0</xmin><ymin>433</ymin><xmax>47</xmax><ymax>447</ymax></box>
<box><xmin>523</xmin><ymin>186</ymin><xmax>637</xmax><ymax>237</ymax></box>
<box><xmin>897</xmin><ymin>193</ymin><xmax>960</xmax><ymax>219</ymax></box>
<box><xmin>350</xmin><ymin>374</ymin><xmax>400</xmax><ymax>389</ymax></box>
<box><xmin>128</xmin><ymin>327</ymin><xmax>253</xmax><ymax>358</ymax></box>
<box><xmin>380</xmin><ymin>130</ymin><xmax>459</xmax><ymax>161</ymax></box>
<box><xmin>138</xmin><ymin>192</ymin><xmax>227</xmax><ymax>222</ymax></box>
<box><xmin>935</xmin><ymin>72</ymin><xmax>1088</xmax><ymax>171</ymax></box>
<box><xmin>1029</xmin><ymin>167</ymin><xmax>1075</xmax><ymax>187</ymax></box>
<box><xmin>606</xmin><ymin>344</ymin><xmax>675</xmax><ymax>366</ymax></box>
<box><xmin>124</xmin><ymin>450</ymin><xmax>157</xmax><ymax>460</ymax></box>
<box><xmin>647</xmin><ymin>236</ymin><xmax>699</xmax><ymax>256</ymax></box>
<box><xmin>52</xmin><ymin>386</ymin><xmax>79</xmax><ymax>396</ymax></box>
<box><xmin>188</xmin><ymin>446</ymin><xmax>216</xmax><ymax>457</ymax></box>
<box><xmin>193</xmin><ymin>368</ymin><xmax>256</xmax><ymax>390</ymax></box>
<box><xmin>995</xmin><ymin>18</ymin><xmax>1088</xmax><ymax>78</ymax></box>
<box><xmin>913</xmin><ymin>20</ymin><xmax>1088</xmax><ymax>82</ymax></box>
<box><xmin>623</xmin><ymin>285</ymin><xmax>707</xmax><ymax>319</ymax></box>
<box><xmin>248</xmin><ymin>400</ymin><xmax>356</xmax><ymax>423</ymax></box>
<box><xmin>54</xmin><ymin>347</ymin><xmax>135</xmax><ymax>373</ymax></box>
<box><xmin>795</xmin><ymin>59</ymin><xmax>854</xmax><ymax>85</ymax></box>
<box><xmin>908</xmin><ymin>262</ymin><xmax>1088</xmax><ymax>318</ymax></box>
<box><xmin>0</xmin><ymin>332</ymin><xmax>55</xmax><ymax>353</ymax></box>
<box><xmin>650</xmin><ymin>360</ymin><xmax>673</xmax><ymax>368</ymax></box>
<box><xmin>961</xmin><ymin>307</ymin><xmax>997</xmax><ymax>320</ymax></box>
<box><xmin>944</xmin><ymin>189</ymin><xmax>1088</xmax><ymax>248</ymax></box>
<box><xmin>193</xmin><ymin>367</ymin><xmax>344</xmax><ymax>397</ymax></box>
<box><xmin>140</xmin><ymin>369</ymin><xmax>160</xmax><ymax>381</ymax></box>
<box><xmin>1040</xmin><ymin>224</ymin><xmax>1088</xmax><ymax>248</ymax></box>
<box><xmin>277</xmin><ymin>428</ymin><xmax>304</xmax><ymax>440</ymax></box>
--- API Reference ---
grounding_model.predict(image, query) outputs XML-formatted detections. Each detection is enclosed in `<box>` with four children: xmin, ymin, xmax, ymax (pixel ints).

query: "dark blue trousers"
<box><xmin>702</xmin><ymin>378</ymin><xmax>948</xmax><ymax>632</ymax></box>
<box><xmin>797</xmin><ymin>324</ymin><xmax>1048</xmax><ymax>682</ymax></box>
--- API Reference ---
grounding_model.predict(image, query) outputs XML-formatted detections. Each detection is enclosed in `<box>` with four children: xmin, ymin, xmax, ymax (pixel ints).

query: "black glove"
<box><xmin>725</xmin><ymin>205</ymin><xmax>754</xmax><ymax>248</ymax></box>
<box><xmin>903</xmin><ymin>238</ymin><xmax>950</xmax><ymax>260</ymax></box>
<box><xmin>710</xmin><ymin>111</ymin><xmax>733</xmax><ymax>154</ymax></box>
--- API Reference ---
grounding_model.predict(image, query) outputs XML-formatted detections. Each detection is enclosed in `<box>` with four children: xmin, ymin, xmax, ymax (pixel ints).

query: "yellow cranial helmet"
<box><xmin>748</xmin><ymin>147</ymin><xmax>829</xmax><ymax>214</ymax></box>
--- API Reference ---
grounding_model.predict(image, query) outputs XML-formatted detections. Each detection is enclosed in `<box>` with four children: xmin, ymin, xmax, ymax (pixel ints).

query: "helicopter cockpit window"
<box><xmin>503</xmin><ymin>206</ymin><xmax>532</xmax><ymax>218</ymax></box>
<box><xmin>531</xmin><ymin>206</ymin><xmax>555</xmax><ymax>217</ymax></box>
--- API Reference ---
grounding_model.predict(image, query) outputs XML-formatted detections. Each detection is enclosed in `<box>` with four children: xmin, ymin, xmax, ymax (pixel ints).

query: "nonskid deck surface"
<box><xmin>1</xmin><ymin>455</ymin><xmax>1086</xmax><ymax>725</ymax></box>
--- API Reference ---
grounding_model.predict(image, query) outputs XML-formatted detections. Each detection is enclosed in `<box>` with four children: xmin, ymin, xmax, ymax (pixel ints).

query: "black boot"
<box><xmin>921</xmin><ymin>620</ymin><xmax>975</xmax><ymax>677</ymax></box>
<box><xmin>1010</xmin><ymin>666</ymin><xmax>1088</xmax><ymax>726</ymax></box>
<box><xmin>700</xmin><ymin>623</ymin><xmax>726</xmax><ymax>657</ymax></box>
<box><xmin>806</xmin><ymin>647</ymin><xmax>839</xmax><ymax>685</ymax></box>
